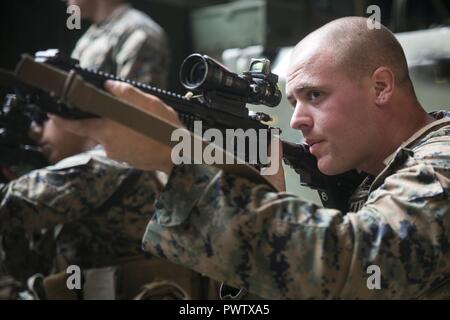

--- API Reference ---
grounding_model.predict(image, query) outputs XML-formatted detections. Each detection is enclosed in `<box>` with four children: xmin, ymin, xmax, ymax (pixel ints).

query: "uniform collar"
<box><xmin>370</xmin><ymin>111</ymin><xmax>450</xmax><ymax>192</ymax></box>
<box><xmin>382</xmin><ymin>115</ymin><xmax>450</xmax><ymax>166</ymax></box>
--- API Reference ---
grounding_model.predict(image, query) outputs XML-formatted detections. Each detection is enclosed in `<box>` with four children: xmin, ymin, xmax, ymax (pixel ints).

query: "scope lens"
<box><xmin>187</xmin><ymin>61</ymin><xmax>206</xmax><ymax>86</ymax></box>
<box><xmin>180</xmin><ymin>54</ymin><xmax>209</xmax><ymax>90</ymax></box>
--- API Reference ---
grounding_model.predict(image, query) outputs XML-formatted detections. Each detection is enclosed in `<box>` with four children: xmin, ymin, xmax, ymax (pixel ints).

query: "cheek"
<box><xmin>314</xmin><ymin>105</ymin><xmax>347</xmax><ymax>140</ymax></box>
<box><xmin>42</xmin><ymin>122</ymin><xmax>59</xmax><ymax>145</ymax></box>
<box><xmin>322</xmin><ymin>89</ymin><xmax>371</xmax><ymax>130</ymax></box>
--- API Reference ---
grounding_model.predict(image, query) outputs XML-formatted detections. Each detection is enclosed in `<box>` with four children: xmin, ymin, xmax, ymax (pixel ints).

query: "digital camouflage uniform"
<box><xmin>1</xmin><ymin>4</ymin><xmax>182</xmax><ymax>299</ymax></box>
<box><xmin>0</xmin><ymin>148</ymin><xmax>164</xmax><ymax>282</ymax></box>
<box><xmin>0</xmin><ymin>148</ymin><xmax>216</xmax><ymax>300</ymax></box>
<box><xmin>142</xmin><ymin>111</ymin><xmax>450</xmax><ymax>299</ymax></box>
<box><xmin>71</xmin><ymin>4</ymin><xmax>170</xmax><ymax>87</ymax></box>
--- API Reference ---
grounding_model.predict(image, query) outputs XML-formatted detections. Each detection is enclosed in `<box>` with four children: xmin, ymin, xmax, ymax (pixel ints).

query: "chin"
<box><xmin>317</xmin><ymin>158</ymin><xmax>348</xmax><ymax>176</ymax></box>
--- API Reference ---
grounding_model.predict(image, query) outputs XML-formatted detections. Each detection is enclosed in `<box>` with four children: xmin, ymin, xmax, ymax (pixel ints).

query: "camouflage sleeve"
<box><xmin>142</xmin><ymin>142</ymin><xmax>450</xmax><ymax>299</ymax></box>
<box><xmin>0</xmin><ymin>155</ymin><xmax>131</xmax><ymax>235</ymax></box>
<box><xmin>114</xmin><ymin>29</ymin><xmax>170</xmax><ymax>88</ymax></box>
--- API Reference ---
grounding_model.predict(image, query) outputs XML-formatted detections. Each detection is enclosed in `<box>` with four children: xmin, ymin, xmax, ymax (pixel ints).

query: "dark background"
<box><xmin>0</xmin><ymin>0</ymin><xmax>196</xmax><ymax>92</ymax></box>
<box><xmin>0</xmin><ymin>0</ymin><xmax>449</xmax><ymax>92</ymax></box>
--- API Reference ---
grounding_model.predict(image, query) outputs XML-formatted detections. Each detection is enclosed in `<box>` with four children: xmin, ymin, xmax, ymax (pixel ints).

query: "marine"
<box><xmin>52</xmin><ymin>17</ymin><xmax>450</xmax><ymax>299</ymax></box>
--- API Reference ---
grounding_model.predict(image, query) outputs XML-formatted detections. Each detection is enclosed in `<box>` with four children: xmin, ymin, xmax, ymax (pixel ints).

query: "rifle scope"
<box><xmin>179</xmin><ymin>54</ymin><xmax>281</xmax><ymax>108</ymax></box>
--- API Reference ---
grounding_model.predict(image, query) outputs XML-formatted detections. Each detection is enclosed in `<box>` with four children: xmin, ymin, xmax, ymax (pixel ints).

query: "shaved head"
<box><xmin>285</xmin><ymin>16</ymin><xmax>433</xmax><ymax>176</ymax></box>
<box><xmin>291</xmin><ymin>17</ymin><xmax>412</xmax><ymax>89</ymax></box>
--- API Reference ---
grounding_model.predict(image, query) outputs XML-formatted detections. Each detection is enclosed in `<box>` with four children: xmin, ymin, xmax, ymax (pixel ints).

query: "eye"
<box><xmin>306</xmin><ymin>90</ymin><xmax>322</xmax><ymax>101</ymax></box>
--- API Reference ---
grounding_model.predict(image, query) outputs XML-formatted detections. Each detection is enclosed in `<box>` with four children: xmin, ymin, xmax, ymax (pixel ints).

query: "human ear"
<box><xmin>371</xmin><ymin>67</ymin><xmax>395</xmax><ymax>105</ymax></box>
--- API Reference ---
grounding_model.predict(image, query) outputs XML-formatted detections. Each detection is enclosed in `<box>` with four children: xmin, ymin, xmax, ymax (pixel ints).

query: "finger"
<box><xmin>105</xmin><ymin>80</ymin><xmax>182</xmax><ymax>127</ymax></box>
<box><xmin>105</xmin><ymin>80</ymin><xmax>159</xmax><ymax>109</ymax></box>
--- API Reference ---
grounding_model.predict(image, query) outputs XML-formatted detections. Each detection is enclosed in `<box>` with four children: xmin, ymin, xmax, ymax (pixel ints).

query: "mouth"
<box><xmin>305</xmin><ymin>139</ymin><xmax>324</xmax><ymax>147</ymax></box>
<box><xmin>305</xmin><ymin>139</ymin><xmax>325</xmax><ymax>155</ymax></box>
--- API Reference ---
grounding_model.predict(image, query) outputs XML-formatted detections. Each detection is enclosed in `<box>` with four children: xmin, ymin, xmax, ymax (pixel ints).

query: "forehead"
<box><xmin>286</xmin><ymin>47</ymin><xmax>340</xmax><ymax>93</ymax></box>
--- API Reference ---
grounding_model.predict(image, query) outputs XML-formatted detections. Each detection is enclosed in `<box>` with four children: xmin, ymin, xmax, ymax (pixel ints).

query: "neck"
<box><xmin>83</xmin><ymin>139</ymin><xmax>99</xmax><ymax>152</ymax></box>
<box><xmin>360</xmin><ymin>103</ymin><xmax>435</xmax><ymax>176</ymax></box>
<box><xmin>92</xmin><ymin>0</ymin><xmax>123</xmax><ymax>24</ymax></box>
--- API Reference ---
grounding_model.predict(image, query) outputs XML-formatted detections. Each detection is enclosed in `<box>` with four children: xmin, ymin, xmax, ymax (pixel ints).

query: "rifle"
<box><xmin>4</xmin><ymin>49</ymin><xmax>365</xmax><ymax>212</ymax></box>
<box><xmin>0</xmin><ymin>93</ymin><xmax>48</xmax><ymax>182</ymax></box>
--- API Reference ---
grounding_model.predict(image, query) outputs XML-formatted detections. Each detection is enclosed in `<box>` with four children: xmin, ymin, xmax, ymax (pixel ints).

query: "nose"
<box><xmin>29</xmin><ymin>121</ymin><xmax>44</xmax><ymax>142</ymax></box>
<box><xmin>290</xmin><ymin>102</ymin><xmax>313</xmax><ymax>133</ymax></box>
